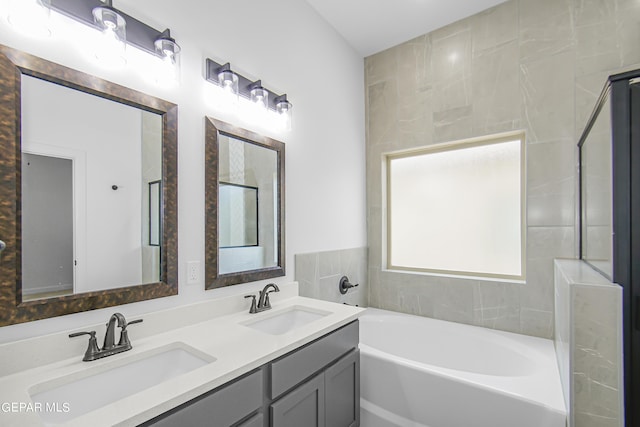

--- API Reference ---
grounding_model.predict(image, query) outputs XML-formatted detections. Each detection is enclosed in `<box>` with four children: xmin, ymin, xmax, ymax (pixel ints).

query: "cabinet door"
<box><xmin>325</xmin><ymin>350</ymin><xmax>360</xmax><ymax>427</ymax></box>
<box><xmin>271</xmin><ymin>373</ymin><xmax>325</xmax><ymax>427</ymax></box>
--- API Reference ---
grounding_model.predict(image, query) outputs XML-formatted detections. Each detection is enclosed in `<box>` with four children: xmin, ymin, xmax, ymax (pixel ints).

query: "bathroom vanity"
<box><xmin>0</xmin><ymin>284</ymin><xmax>363</xmax><ymax>427</ymax></box>
<box><xmin>144</xmin><ymin>321</ymin><xmax>359</xmax><ymax>427</ymax></box>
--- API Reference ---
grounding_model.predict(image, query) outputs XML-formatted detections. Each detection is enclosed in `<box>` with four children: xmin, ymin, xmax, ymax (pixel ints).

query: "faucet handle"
<box><xmin>244</xmin><ymin>295</ymin><xmax>257</xmax><ymax>313</ymax></box>
<box><xmin>263</xmin><ymin>289</ymin><xmax>278</xmax><ymax>309</ymax></box>
<box><xmin>117</xmin><ymin>318</ymin><xmax>143</xmax><ymax>348</ymax></box>
<box><xmin>69</xmin><ymin>331</ymin><xmax>100</xmax><ymax>362</ymax></box>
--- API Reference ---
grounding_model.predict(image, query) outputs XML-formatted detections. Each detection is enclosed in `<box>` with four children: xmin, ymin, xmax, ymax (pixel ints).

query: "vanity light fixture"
<box><xmin>217</xmin><ymin>63</ymin><xmax>239</xmax><ymax>99</ymax></box>
<box><xmin>7</xmin><ymin>0</ymin><xmax>52</xmax><ymax>38</ymax></box>
<box><xmin>154</xmin><ymin>29</ymin><xmax>181</xmax><ymax>84</ymax></box>
<box><xmin>274</xmin><ymin>94</ymin><xmax>293</xmax><ymax>131</ymax></box>
<box><xmin>28</xmin><ymin>0</ymin><xmax>182</xmax><ymax>80</ymax></box>
<box><xmin>205</xmin><ymin>58</ymin><xmax>293</xmax><ymax>130</ymax></box>
<box><xmin>92</xmin><ymin>0</ymin><xmax>126</xmax><ymax>65</ymax></box>
<box><xmin>249</xmin><ymin>80</ymin><xmax>269</xmax><ymax>110</ymax></box>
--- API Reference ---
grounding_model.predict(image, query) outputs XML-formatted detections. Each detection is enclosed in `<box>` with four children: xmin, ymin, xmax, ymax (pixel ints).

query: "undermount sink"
<box><xmin>242</xmin><ymin>306</ymin><xmax>331</xmax><ymax>335</ymax></box>
<box><xmin>29</xmin><ymin>343</ymin><xmax>215</xmax><ymax>425</ymax></box>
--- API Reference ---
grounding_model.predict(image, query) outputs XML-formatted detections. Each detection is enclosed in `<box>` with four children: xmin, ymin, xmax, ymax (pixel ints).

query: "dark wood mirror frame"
<box><xmin>0</xmin><ymin>44</ymin><xmax>178</xmax><ymax>326</ymax></box>
<box><xmin>205</xmin><ymin>117</ymin><xmax>285</xmax><ymax>289</ymax></box>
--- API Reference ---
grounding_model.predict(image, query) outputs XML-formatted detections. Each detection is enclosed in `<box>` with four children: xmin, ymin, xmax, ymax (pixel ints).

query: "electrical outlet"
<box><xmin>187</xmin><ymin>261</ymin><xmax>200</xmax><ymax>284</ymax></box>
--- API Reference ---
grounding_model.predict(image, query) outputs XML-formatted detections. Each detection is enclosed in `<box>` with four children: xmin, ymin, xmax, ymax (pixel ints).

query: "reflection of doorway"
<box><xmin>21</xmin><ymin>153</ymin><xmax>75</xmax><ymax>300</ymax></box>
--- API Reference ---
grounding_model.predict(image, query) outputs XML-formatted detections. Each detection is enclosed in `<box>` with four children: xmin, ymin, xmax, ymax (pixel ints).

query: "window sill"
<box><xmin>381</xmin><ymin>268</ymin><xmax>526</xmax><ymax>285</ymax></box>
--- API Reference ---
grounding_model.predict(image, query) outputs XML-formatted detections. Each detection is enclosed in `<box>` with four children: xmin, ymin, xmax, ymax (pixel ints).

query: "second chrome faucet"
<box><xmin>244</xmin><ymin>283</ymin><xmax>280</xmax><ymax>314</ymax></box>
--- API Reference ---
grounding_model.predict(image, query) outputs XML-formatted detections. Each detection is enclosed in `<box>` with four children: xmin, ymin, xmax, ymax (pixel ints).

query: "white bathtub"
<box><xmin>359</xmin><ymin>308</ymin><xmax>566</xmax><ymax>427</ymax></box>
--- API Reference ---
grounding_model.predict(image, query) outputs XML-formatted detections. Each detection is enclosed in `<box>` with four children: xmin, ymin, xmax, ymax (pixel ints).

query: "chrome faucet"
<box><xmin>103</xmin><ymin>313</ymin><xmax>126</xmax><ymax>350</ymax></box>
<box><xmin>69</xmin><ymin>313</ymin><xmax>143</xmax><ymax>361</ymax></box>
<box><xmin>258</xmin><ymin>283</ymin><xmax>280</xmax><ymax>311</ymax></box>
<box><xmin>245</xmin><ymin>283</ymin><xmax>280</xmax><ymax>314</ymax></box>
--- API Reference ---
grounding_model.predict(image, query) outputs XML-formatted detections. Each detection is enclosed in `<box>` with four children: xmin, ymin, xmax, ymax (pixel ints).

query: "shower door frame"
<box><xmin>609</xmin><ymin>70</ymin><xmax>639</xmax><ymax>427</ymax></box>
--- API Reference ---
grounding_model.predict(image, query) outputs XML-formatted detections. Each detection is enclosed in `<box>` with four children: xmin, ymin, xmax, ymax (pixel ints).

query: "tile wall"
<box><xmin>365</xmin><ymin>0</ymin><xmax>640</xmax><ymax>338</ymax></box>
<box><xmin>554</xmin><ymin>259</ymin><xmax>623</xmax><ymax>427</ymax></box>
<box><xmin>295</xmin><ymin>248</ymin><xmax>368</xmax><ymax>307</ymax></box>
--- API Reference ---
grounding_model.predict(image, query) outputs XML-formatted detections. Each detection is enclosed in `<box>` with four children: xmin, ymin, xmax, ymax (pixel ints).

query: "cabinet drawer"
<box><xmin>146</xmin><ymin>368</ymin><xmax>263</xmax><ymax>427</ymax></box>
<box><xmin>270</xmin><ymin>320</ymin><xmax>358</xmax><ymax>399</ymax></box>
<box><xmin>235</xmin><ymin>412</ymin><xmax>263</xmax><ymax>427</ymax></box>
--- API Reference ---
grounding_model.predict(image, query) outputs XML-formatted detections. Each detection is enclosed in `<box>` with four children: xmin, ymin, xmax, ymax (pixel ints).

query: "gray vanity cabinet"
<box><xmin>142</xmin><ymin>321</ymin><xmax>359</xmax><ymax>427</ymax></box>
<box><xmin>143</xmin><ymin>369</ymin><xmax>263</xmax><ymax>427</ymax></box>
<box><xmin>270</xmin><ymin>373</ymin><xmax>325</xmax><ymax>427</ymax></box>
<box><xmin>325</xmin><ymin>350</ymin><xmax>360</xmax><ymax>427</ymax></box>
<box><xmin>270</xmin><ymin>349</ymin><xmax>360</xmax><ymax>427</ymax></box>
<box><xmin>269</xmin><ymin>321</ymin><xmax>359</xmax><ymax>427</ymax></box>
<box><xmin>237</xmin><ymin>413</ymin><xmax>264</xmax><ymax>427</ymax></box>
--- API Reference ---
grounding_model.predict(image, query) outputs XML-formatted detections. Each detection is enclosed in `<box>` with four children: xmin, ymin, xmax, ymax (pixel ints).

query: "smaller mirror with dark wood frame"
<box><xmin>205</xmin><ymin>117</ymin><xmax>285</xmax><ymax>288</ymax></box>
<box><xmin>0</xmin><ymin>44</ymin><xmax>178</xmax><ymax>326</ymax></box>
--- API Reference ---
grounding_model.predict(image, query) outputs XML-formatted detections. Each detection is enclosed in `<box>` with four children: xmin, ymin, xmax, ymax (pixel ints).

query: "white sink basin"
<box><xmin>242</xmin><ymin>306</ymin><xmax>331</xmax><ymax>335</ymax></box>
<box><xmin>29</xmin><ymin>343</ymin><xmax>215</xmax><ymax>425</ymax></box>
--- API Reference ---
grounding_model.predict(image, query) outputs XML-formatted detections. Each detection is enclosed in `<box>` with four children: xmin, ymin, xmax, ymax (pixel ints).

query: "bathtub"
<box><xmin>359</xmin><ymin>308</ymin><xmax>566</xmax><ymax>427</ymax></box>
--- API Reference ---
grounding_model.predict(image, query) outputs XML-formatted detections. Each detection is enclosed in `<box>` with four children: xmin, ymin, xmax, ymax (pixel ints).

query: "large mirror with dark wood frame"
<box><xmin>205</xmin><ymin>117</ymin><xmax>285</xmax><ymax>288</ymax></box>
<box><xmin>0</xmin><ymin>44</ymin><xmax>178</xmax><ymax>326</ymax></box>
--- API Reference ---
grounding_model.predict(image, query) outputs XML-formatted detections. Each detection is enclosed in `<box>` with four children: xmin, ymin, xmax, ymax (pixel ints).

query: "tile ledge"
<box><xmin>554</xmin><ymin>259</ymin><xmax>619</xmax><ymax>288</ymax></box>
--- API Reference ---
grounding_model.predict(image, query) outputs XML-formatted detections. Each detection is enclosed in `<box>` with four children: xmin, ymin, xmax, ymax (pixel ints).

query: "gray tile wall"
<box><xmin>554</xmin><ymin>259</ymin><xmax>623</xmax><ymax>427</ymax></box>
<box><xmin>295</xmin><ymin>248</ymin><xmax>368</xmax><ymax>307</ymax></box>
<box><xmin>365</xmin><ymin>0</ymin><xmax>640</xmax><ymax>339</ymax></box>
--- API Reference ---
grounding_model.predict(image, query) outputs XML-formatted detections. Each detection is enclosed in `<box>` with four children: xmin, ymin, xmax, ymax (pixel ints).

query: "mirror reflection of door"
<box><xmin>21</xmin><ymin>153</ymin><xmax>75</xmax><ymax>300</ymax></box>
<box><xmin>20</xmin><ymin>75</ymin><xmax>162</xmax><ymax>300</ymax></box>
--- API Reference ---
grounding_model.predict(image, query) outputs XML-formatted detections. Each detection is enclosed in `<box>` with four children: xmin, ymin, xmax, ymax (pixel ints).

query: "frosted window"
<box><xmin>387</xmin><ymin>137</ymin><xmax>524</xmax><ymax>279</ymax></box>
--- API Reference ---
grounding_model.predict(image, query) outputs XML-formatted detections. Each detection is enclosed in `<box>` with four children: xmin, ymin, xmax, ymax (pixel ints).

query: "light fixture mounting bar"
<box><xmin>206</xmin><ymin>58</ymin><xmax>285</xmax><ymax>111</ymax></box>
<box><xmin>49</xmin><ymin>0</ymin><xmax>166</xmax><ymax>56</ymax></box>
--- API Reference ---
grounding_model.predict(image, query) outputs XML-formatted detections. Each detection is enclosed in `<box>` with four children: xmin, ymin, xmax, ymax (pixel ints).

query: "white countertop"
<box><xmin>0</xmin><ymin>293</ymin><xmax>364</xmax><ymax>426</ymax></box>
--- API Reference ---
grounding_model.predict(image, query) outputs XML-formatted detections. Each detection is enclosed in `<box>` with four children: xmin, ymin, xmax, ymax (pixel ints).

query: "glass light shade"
<box><xmin>250</xmin><ymin>86</ymin><xmax>269</xmax><ymax>110</ymax></box>
<box><xmin>92</xmin><ymin>5</ymin><xmax>127</xmax><ymax>66</ymax></box>
<box><xmin>218</xmin><ymin>70</ymin><xmax>239</xmax><ymax>97</ymax></box>
<box><xmin>154</xmin><ymin>37</ymin><xmax>181</xmax><ymax>84</ymax></box>
<box><xmin>276</xmin><ymin>99</ymin><xmax>293</xmax><ymax>131</ymax></box>
<box><xmin>7</xmin><ymin>0</ymin><xmax>51</xmax><ymax>38</ymax></box>
<box><xmin>155</xmin><ymin>37</ymin><xmax>181</xmax><ymax>63</ymax></box>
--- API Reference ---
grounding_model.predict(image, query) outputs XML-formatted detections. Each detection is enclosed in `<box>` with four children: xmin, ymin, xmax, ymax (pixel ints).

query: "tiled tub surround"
<box><xmin>359</xmin><ymin>308</ymin><xmax>566</xmax><ymax>427</ymax></box>
<box><xmin>365</xmin><ymin>0</ymin><xmax>640</xmax><ymax>338</ymax></box>
<box><xmin>295</xmin><ymin>247</ymin><xmax>368</xmax><ymax>307</ymax></box>
<box><xmin>554</xmin><ymin>259</ymin><xmax>623</xmax><ymax>427</ymax></box>
<box><xmin>0</xmin><ymin>283</ymin><xmax>363</xmax><ymax>426</ymax></box>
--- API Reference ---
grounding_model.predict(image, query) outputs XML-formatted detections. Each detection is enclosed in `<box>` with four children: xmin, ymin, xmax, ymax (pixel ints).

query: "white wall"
<box><xmin>0</xmin><ymin>0</ymin><xmax>366</xmax><ymax>342</ymax></box>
